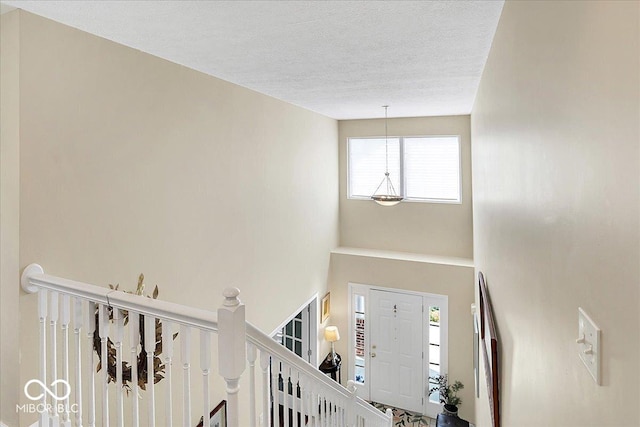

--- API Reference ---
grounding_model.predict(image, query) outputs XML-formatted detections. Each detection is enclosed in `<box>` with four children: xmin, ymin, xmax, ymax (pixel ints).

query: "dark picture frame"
<box><xmin>196</xmin><ymin>400</ymin><xmax>227</xmax><ymax>427</ymax></box>
<box><xmin>478</xmin><ymin>272</ymin><xmax>500</xmax><ymax>427</ymax></box>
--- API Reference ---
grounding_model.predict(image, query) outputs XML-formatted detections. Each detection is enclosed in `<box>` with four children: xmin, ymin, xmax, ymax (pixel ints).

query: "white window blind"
<box><xmin>348</xmin><ymin>138</ymin><xmax>401</xmax><ymax>198</ymax></box>
<box><xmin>404</xmin><ymin>137</ymin><xmax>460</xmax><ymax>202</ymax></box>
<box><xmin>347</xmin><ymin>136</ymin><xmax>461</xmax><ymax>203</ymax></box>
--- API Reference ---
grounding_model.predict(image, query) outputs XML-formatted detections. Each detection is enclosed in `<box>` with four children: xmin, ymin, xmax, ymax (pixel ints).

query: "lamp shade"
<box><xmin>324</xmin><ymin>326</ymin><xmax>340</xmax><ymax>343</ymax></box>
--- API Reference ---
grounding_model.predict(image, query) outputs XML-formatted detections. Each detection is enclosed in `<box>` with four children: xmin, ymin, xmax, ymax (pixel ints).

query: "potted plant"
<box><xmin>429</xmin><ymin>374</ymin><xmax>464</xmax><ymax>416</ymax></box>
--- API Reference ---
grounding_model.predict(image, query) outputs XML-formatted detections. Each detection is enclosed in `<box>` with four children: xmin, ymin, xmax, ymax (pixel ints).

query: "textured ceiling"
<box><xmin>1</xmin><ymin>0</ymin><xmax>504</xmax><ymax>119</ymax></box>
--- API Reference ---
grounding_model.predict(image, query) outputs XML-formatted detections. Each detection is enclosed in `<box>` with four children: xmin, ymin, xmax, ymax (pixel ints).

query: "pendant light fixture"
<box><xmin>371</xmin><ymin>105</ymin><xmax>403</xmax><ymax>206</ymax></box>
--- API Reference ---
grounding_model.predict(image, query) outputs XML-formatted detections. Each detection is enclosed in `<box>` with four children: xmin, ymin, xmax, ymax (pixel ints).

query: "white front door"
<box><xmin>370</xmin><ymin>289</ymin><xmax>424</xmax><ymax>413</ymax></box>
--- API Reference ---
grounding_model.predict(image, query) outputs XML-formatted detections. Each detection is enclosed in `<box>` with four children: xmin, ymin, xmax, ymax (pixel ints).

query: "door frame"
<box><xmin>270</xmin><ymin>293</ymin><xmax>319</xmax><ymax>366</ymax></box>
<box><xmin>348</xmin><ymin>283</ymin><xmax>448</xmax><ymax>416</ymax></box>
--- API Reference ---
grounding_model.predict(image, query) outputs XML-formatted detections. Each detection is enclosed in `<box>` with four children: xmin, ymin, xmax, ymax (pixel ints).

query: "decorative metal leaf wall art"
<box><xmin>93</xmin><ymin>274</ymin><xmax>178</xmax><ymax>391</ymax></box>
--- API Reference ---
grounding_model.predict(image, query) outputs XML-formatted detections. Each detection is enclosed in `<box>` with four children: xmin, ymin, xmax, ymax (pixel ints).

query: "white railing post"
<box><xmin>72</xmin><ymin>297</ymin><xmax>83</xmax><ymax>426</ymax></box>
<box><xmin>60</xmin><ymin>294</ymin><xmax>71</xmax><ymax>427</ymax></box>
<box><xmin>114</xmin><ymin>308</ymin><xmax>125</xmax><ymax>426</ymax></box>
<box><xmin>217</xmin><ymin>288</ymin><xmax>246</xmax><ymax>427</ymax></box>
<box><xmin>144</xmin><ymin>315</ymin><xmax>156</xmax><ymax>427</ymax></box>
<box><xmin>346</xmin><ymin>381</ymin><xmax>357</xmax><ymax>427</ymax></box>
<box><xmin>247</xmin><ymin>343</ymin><xmax>257</xmax><ymax>427</ymax></box>
<box><xmin>85</xmin><ymin>301</ymin><xmax>96</xmax><ymax>427</ymax></box>
<box><xmin>38</xmin><ymin>289</ymin><xmax>48</xmax><ymax>427</ymax></box>
<box><xmin>385</xmin><ymin>408</ymin><xmax>393</xmax><ymax>426</ymax></box>
<box><xmin>259</xmin><ymin>351</ymin><xmax>271</xmax><ymax>427</ymax></box>
<box><xmin>98</xmin><ymin>304</ymin><xmax>109</xmax><ymax>427</ymax></box>
<box><xmin>180</xmin><ymin>325</ymin><xmax>192</xmax><ymax>427</ymax></box>
<box><xmin>200</xmin><ymin>330</ymin><xmax>211</xmax><ymax>427</ymax></box>
<box><xmin>162</xmin><ymin>320</ymin><xmax>174</xmax><ymax>427</ymax></box>
<box><xmin>49</xmin><ymin>291</ymin><xmax>59</xmax><ymax>425</ymax></box>
<box><xmin>129</xmin><ymin>312</ymin><xmax>140</xmax><ymax>427</ymax></box>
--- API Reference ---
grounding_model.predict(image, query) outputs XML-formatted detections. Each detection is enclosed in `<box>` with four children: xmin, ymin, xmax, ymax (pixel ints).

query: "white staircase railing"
<box><xmin>20</xmin><ymin>264</ymin><xmax>393</xmax><ymax>427</ymax></box>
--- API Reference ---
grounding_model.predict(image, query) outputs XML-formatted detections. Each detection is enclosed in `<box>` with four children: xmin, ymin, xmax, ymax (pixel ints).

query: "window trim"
<box><xmin>347</xmin><ymin>135</ymin><xmax>462</xmax><ymax>204</ymax></box>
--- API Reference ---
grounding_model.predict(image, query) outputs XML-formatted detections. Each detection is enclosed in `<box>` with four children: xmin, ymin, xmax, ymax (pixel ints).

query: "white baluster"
<box><xmin>37</xmin><ymin>289</ymin><xmax>48</xmax><ymax>427</ymax></box>
<box><xmin>114</xmin><ymin>308</ymin><xmax>124</xmax><ymax>426</ymax></box>
<box><xmin>144</xmin><ymin>315</ymin><xmax>156</xmax><ymax>427</ymax></box>
<box><xmin>271</xmin><ymin>360</ymin><xmax>280</xmax><ymax>427</ymax></box>
<box><xmin>332</xmin><ymin>397</ymin><xmax>338</xmax><ymax>427</ymax></box>
<box><xmin>325</xmin><ymin>394</ymin><xmax>330</xmax><ymax>427</ymax></box>
<box><xmin>98</xmin><ymin>304</ymin><xmax>110</xmax><ymax>427</ymax></box>
<box><xmin>180</xmin><ymin>325</ymin><xmax>191</xmax><ymax>427</ymax></box>
<box><xmin>330</xmin><ymin>400</ymin><xmax>335</xmax><ymax>427</ymax></box>
<box><xmin>309</xmin><ymin>381</ymin><xmax>320</xmax><ymax>427</ymax></box>
<box><xmin>282</xmin><ymin>363</ymin><xmax>290</xmax><ymax>427</ymax></box>
<box><xmin>299</xmin><ymin>376</ymin><xmax>307</xmax><ymax>427</ymax></box>
<box><xmin>293</xmin><ymin>369</ymin><xmax>301</xmax><ymax>427</ymax></box>
<box><xmin>72</xmin><ymin>298</ymin><xmax>83</xmax><ymax>426</ymax></box>
<box><xmin>60</xmin><ymin>295</ymin><xmax>71</xmax><ymax>427</ymax></box>
<box><xmin>50</xmin><ymin>291</ymin><xmax>59</xmax><ymax>425</ymax></box>
<box><xmin>325</xmin><ymin>395</ymin><xmax>330</xmax><ymax>427</ymax></box>
<box><xmin>85</xmin><ymin>301</ymin><xmax>96</xmax><ymax>427</ymax></box>
<box><xmin>200</xmin><ymin>330</ymin><xmax>211</xmax><ymax>427</ymax></box>
<box><xmin>217</xmin><ymin>288</ymin><xmax>246</xmax><ymax>427</ymax></box>
<box><xmin>247</xmin><ymin>343</ymin><xmax>257</xmax><ymax>427</ymax></box>
<box><xmin>317</xmin><ymin>392</ymin><xmax>322</xmax><ymax>427</ymax></box>
<box><xmin>259</xmin><ymin>352</ymin><xmax>271</xmax><ymax>427</ymax></box>
<box><xmin>291</xmin><ymin>368</ymin><xmax>299</xmax><ymax>427</ymax></box>
<box><xmin>129</xmin><ymin>312</ymin><xmax>140</xmax><ymax>427</ymax></box>
<box><xmin>162</xmin><ymin>320</ymin><xmax>174</xmax><ymax>427</ymax></box>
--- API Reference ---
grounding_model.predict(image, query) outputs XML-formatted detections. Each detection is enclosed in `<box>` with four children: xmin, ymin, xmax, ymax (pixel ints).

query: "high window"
<box><xmin>347</xmin><ymin>136</ymin><xmax>461</xmax><ymax>203</ymax></box>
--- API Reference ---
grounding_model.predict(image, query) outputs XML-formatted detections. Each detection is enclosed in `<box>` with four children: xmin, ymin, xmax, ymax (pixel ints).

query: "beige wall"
<box><xmin>339</xmin><ymin>115</ymin><xmax>473</xmax><ymax>259</ymax></box>
<box><xmin>472</xmin><ymin>1</ymin><xmax>639</xmax><ymax>426</ymax></box>
<box><xmin>15</xmin><ymin>11</ymin><xmax>338</xmax><ymax>425</ymax></box>
<box><xmin>0</xmin><ymin>10</ymin><xmax>20</xmax><ymax>427</ymax></box>
<box><xmin>328</xmin><ymin>253</ymin><xmax>475</xmax><ymax>421</ymax></box>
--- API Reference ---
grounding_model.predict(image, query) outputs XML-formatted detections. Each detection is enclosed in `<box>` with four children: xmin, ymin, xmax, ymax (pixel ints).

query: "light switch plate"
<box><xmin>577</xmin><ymin>307</ymin><xmax>601</xmax><ymax>385</ymax></box>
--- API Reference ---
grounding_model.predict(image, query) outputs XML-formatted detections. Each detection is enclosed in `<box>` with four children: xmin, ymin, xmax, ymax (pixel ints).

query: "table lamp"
<box><xmin>324</xmin><ymin>326</ymin><xmax>340</xmax><ymax>364</ymax></box>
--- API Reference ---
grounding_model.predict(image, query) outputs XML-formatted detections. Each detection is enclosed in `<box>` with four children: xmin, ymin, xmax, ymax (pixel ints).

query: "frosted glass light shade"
<box><xmin>324</xmin><ymin>326</ymin><xmax>340</xmax><ymax>342</ymax></box>
<box><xmin>371</xmin><ymin>194</ymin><xmax>403</xmax><ymax>206</ymax></box>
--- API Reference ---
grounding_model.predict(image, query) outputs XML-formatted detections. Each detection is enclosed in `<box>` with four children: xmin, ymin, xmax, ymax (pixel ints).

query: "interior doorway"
<box><xmin>272</xmin><ymin>295</ymin><xmax>318</xmax><ymax>365</ymax></box>
<box><xmin>348</xmin><ymin>283</ymin><xmax>448</xmax><ymax>417</ymax></box>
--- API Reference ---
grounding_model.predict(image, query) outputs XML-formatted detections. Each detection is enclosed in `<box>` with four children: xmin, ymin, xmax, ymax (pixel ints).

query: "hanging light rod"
<box><xmin>371</xmin><ymin>105</ymin><xmax>403</xmax><ymax>206</ymax></box>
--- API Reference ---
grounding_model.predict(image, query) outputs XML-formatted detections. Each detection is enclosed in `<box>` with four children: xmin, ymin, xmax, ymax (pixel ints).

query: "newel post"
<box><xmin>346</xmin><ymin>380</ymin><xmax>358</xmax><ymax>427</ymax></box>
<box><xmin>217</xmin><ymin>288</ymin><xmax>246</xmax><ymax>427</ymax></box>
<box><xmin>385</xmin><ymin>408</ymin><xmax>394</xmax><ymax>426</ymax></box>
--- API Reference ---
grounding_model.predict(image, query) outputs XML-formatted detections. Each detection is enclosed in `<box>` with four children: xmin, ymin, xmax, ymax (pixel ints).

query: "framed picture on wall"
<box><xmin>478</xmin><ymin>272</ymin><xmax>500</xmax><ymax>427</ymax></box>
<box><xmin>321</xmin><ymin>292</ymin><xmax>331</xmax><ymax>323</ymax></box>
<box><xmin>196</xmin><ymin>400</ymin><xmax>226</xmax><ymax>427</ymax></box>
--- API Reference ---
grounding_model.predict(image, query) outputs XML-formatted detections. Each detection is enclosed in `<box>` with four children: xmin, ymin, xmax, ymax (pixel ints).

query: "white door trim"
<box><xmin>270</xmin><ymin>293</ymin><xmax>319</xmax><ymax>366</ymax></box>
<box><xmin>348</xmin><ymin>282</ymin><xmax>448</xmax><ymax>416</ymax></box>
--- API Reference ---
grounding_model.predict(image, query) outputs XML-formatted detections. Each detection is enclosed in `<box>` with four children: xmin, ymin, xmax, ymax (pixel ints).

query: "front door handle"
<box><xmin>371</xmin><ymin>352</ymin><xmax>376</xmax><ymax>358</ymax></box>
